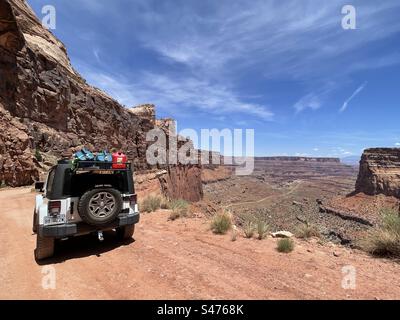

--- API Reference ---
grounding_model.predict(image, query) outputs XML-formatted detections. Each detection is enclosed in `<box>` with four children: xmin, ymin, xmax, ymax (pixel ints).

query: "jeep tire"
<box><xmin>78</xmin><ymin>188</ymin><xmax>123</xmax><ymax>226</ymax></box>
<box><xmin>116</xmin><ymin>225</ymin><xmax>135</xmax><ymax>240</ymax></box>
<box><xmin>35</xmin><ymin>235</ymin><xmax>55</xmax><ymax>260</ymax></box>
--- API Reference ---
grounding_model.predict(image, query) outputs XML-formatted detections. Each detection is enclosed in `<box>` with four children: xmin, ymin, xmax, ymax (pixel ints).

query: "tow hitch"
<box><xmin>97</xmin><ymin>231</ymin><xmax>104</xmax><ymax>242</ymax></box>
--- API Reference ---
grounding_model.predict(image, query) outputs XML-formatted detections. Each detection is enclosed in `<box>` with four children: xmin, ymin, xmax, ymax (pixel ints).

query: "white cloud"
<box><xmin>93</xmin><ymin>49</ymin><xmax>101</xmax><ymax>64</ymax></box>
<box><xmin>67</xmin><ymin>0</ymin><xmax>400</xmax><ymax>120</ymax></box>
<box><xmin>395</xmin><ymin>142</ymin><xmax>400</xmax><ymax>146</ymax></box>
<box><xmin>135</xmin><ymin>1</ymin><xmax>400</xmax><ymax>82</ymax></box>
<box><xmin>340</xmin><ymin>82</ymin><xmax>368</xmax><ymax>113</ymax></box>
<box><xmin>294</xmin><ymin>93</ymin><xmax>322</xmax><ymax>113</ymax></box>
<box><xmin>79</xmin><ymin>66</ymin><xmax>273</xmax><ymax>120</ymax></box>
<box><xmin>295</xmin><ymin>152</ymin><xmax>310</xmax><ymax>157</ymax></box>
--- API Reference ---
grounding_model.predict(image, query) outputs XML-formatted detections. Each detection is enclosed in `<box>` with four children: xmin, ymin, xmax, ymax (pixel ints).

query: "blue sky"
<box><xmin>28</xmin><ymin>0</ymin><xmax>400</xmax><ymax>157</ymax></box>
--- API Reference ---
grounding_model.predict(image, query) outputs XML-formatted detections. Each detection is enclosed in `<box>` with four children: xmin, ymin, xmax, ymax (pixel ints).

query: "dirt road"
<box><xmin>1</xmin><ymin>188</ymin><xmax>400</xmax><ymax>300</ymax></box>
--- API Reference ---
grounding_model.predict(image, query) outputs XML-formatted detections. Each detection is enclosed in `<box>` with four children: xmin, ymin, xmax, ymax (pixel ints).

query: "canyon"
<box><xmin>1</xmin><ymin>0</ymin><xmax>400</xmax><ymax>301</ymax></box>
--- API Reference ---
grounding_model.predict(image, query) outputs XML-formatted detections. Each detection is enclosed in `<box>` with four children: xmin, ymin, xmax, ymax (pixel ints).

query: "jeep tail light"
<box><xmin>130</xmin><ymin>194</ymin><xmax>137</xmax><ymax>206</ymax></box>
<box><xmin>48</xmin><ymin>201</ymin><xmax>61</xmax><ymax>216</ymax></box>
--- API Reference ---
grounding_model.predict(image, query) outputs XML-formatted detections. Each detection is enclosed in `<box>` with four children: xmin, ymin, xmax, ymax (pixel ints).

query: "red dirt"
<box><xmin>1</xmin><ymin>188</ymin><xmax>400</xmax><ymax>300</ymax></box>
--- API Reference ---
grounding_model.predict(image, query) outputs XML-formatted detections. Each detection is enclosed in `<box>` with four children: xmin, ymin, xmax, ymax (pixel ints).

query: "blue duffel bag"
<box><xmin>96</xmin><ymin>150</ymin><xmax>112</xmax><ymax>162</ymax></box>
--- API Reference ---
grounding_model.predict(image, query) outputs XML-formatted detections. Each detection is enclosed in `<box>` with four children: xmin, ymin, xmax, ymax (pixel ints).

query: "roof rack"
<box><xmin>72</xmin><ymin>161</ymin><xmax>132</xmax><ymax>172</ymax></box>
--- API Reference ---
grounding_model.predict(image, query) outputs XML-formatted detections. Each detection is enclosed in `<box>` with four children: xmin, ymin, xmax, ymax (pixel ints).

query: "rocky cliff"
<box><xmin>0</xmin><ymin>0</ymin><xmax>203</xmax><ymax>201</ymax></box>
<box><xmin>355</xmin><ymin>148</ymin><xmax>400</xmax><ymax>198</ymax></box>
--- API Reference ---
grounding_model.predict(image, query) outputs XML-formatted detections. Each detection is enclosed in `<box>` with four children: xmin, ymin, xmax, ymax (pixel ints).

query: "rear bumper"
<box><xmin>38</xmin><ymin>212</ymin><xmax>140</xmax><ymax>238</ymax></box>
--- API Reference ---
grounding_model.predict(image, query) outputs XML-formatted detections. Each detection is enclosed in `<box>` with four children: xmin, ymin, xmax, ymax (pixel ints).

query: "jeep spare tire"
<box><xmin>78</xmin><ymin>188</ymin><xmax>123</xmax><ymax>226</ymax></box>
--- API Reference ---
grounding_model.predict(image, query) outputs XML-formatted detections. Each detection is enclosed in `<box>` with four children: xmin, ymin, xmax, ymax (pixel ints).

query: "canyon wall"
<box><xmin>355</xmin><ymin>148</ymin><xmax>400</xmax><ymax>198</ymax></box>
<box><xmin>0</xmin><ymin>0</ymin><xmax>204</xmax><ymax>201</ymax></box>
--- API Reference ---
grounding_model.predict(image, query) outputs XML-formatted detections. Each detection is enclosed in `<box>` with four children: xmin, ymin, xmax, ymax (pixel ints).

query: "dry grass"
<box><xmin>360</xmin><ymin>208</ymin><xmax>400</xmax><ymax>258</ymax></box>
<box><xmin>256</xmin><ymin>220</ymin><xmax>269</xmax><ymax>240</ymax></box>
<box><xmin>243</xmin><ymin>220</ymin><xmax>256</xmax><ymax>239</ymax></box>
<box><xmin>296</xmin><ymin>222</ymin><xmax>320</xmax><ymax>239</ymax></box>
<box><xmin>211</xmin><ymin>211</ymin><xmax>232</xmax><ymax>235</ymax></box>
<box><xmin>168</xmin><ymin>199</ymin><xmax>190</xmax><ymax>220</ymax></box>
<box><xmin>140</xmin><ymin>195</ymin><xmax>162</xmax><ymax>213</ymax></box>
<box><xmin>160</xmin><ymin>198</ymin><xmax>171</xmax><ymax>209</ymax></box>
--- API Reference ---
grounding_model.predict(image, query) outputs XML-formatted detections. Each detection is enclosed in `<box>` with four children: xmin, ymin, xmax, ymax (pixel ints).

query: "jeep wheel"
<box><xmin>116</xmin><ymin>225</ymin><xmax>135</xmax><ymax>240</ymax></box>
<box><xmin>32</xmin><ymin>211</ymin><xmax>38</xmax><ymax>233</ymax></box>
<box><xmin>78</xmin><ymin>188</ymin><xmax>123</xmax><ymax>226</ymax></box>
<box><xmin>35</xmin><ymin>235</ymin><xmax>55</xmax><ymax>260</ymax></box>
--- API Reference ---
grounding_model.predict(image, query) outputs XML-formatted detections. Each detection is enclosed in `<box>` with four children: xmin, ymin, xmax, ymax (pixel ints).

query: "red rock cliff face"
<box><xmin>0</xmin><ymin>0</ymin><xmax>203</xmax><ymax>201</ymax></box>
<box><xmin>355</xmin><ymin>148</ymin><xmax>400</xmax><ymax>198</ymax></box>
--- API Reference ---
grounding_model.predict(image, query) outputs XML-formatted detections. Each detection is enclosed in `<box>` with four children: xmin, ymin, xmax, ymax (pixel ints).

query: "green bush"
<box><xmin>277</xmin><ymin>238</ymin><xmax>295</xmax><ymax>253</ymax></box>
<box><xmin>296</xmin><ymin>222</ymin><xmax>320</xmax><ymax>239</ymax></box>
<box><xmin>243</xmin><ymin>220</ymin><xmax>256</xmax><ymax>239</ymax></box>
<box><xmin>256</xmin><ymin>220</ymin><xmax>269</xmax><ymax>240</ymax></box>
<box><xmin>360</xmin><ymin>208</ymin><xmax>400</xmax><ymax>257</ymax></box>
<box><xmin>211</xmin><ymin>211</ymin><xmax>232</xmax><ymax>235</ymax></box>
<box><xmin>35</xmin><ymin>148</ymin><xmax>43</xmax><ymax>162</ymax></box>
<box><xmin>141</xmin><ymin>195</ymin><xmax>162</xmax><ymax>213</ymax></box>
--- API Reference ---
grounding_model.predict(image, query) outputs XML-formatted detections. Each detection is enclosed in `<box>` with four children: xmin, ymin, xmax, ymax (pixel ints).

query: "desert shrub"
<box><xmin>296</xmin><ymin>222</ymin><xmax>320</xmax><ymax>239</ymax></box>
<box><xmin>243</xmin><ymin>220</ymin><xmax>256</xmax><ymax>239</ymax></box>
<box><xmin>35</xmin><ymin>148</ymin><xmax>43</xmax><ymax>162</ymax></box>
<box><xmin>160</xmin><ymin>197</ymin><xmax>171</xmax><ymax>209</ymax></box>
<box><xmin>381</xmin><ymin>208</ymin><xmax>400</xmax><ymax>236</ymax></box>
<box><xmin>256</xmin><ymin>220</ymin><xmax>269</xmax><ymax>240</ymax></box>
<box><xmin>211</xmin><ymin>211</ymin><xmax>232</xmax><ymax>235</ymax></box>
<box><xmin>277</xmin><ymin>238</ymin><xmax>295</xmax><ymax>253</ymax></box>
<box><xmin>141</xmin><ymin>195</ymin><xmax>162</xmax><ymax>213</ymax></box>
<box><xmin>169</xmin><ymin>199</ymin><xmax>189</xmax><ymax>219</ymax></box>
<box><xmin>360</xmin><ymin>208</ymin><xmax>400</xmax><ymax>257</ymax></box>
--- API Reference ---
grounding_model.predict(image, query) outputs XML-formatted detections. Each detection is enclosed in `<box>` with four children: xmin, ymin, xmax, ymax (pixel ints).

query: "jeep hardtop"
<box><xmin>33</xmin><ymin>159</ymin><xmax>140</xmax><ymax>260</ymax></box>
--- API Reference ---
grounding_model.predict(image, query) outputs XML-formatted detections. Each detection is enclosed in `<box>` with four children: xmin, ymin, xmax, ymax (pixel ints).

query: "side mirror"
<box><xmin>35</xmin><ymin>181</ymin><xmax>45</xmax><ymax>193</ymax></box>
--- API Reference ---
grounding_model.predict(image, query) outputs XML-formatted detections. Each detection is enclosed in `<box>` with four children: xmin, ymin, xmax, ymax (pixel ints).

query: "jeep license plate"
<box><xmin>44</xmin><ymin>214</ymin><xmax>66</xmax><ymax>225</ymax></box>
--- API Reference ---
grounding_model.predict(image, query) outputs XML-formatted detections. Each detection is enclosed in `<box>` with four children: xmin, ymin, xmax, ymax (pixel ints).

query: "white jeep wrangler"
<box><xmin>33</xmin><ymin>159</ymin><xmax>140</xmax><ymax>260</ymax></box>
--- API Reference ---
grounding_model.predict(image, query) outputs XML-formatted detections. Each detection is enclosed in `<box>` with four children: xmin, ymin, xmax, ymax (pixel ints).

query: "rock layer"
<box><xmin>355</xmin><ymin>148</ymin><xmax>400</xmax><ymax>198</ymax></box>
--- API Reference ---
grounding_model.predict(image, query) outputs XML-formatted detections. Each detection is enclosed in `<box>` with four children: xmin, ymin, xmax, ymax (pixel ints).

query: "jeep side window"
<box><xmin>46</xmin><ymin>167</ymin><xmax>56</xmax><ymax>195</ymax></box>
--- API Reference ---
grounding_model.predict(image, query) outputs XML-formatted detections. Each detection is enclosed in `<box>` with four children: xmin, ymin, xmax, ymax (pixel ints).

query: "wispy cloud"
<box><xmin>78</xmin><ymin>64</ymin><xmax>273</xmax><ymax>120</ymax></box>
<box><xmin>339</xmin><ymin>82</ymin><xmax>368</xmax><ymax>113</ymax></box>
<box><xmin>45</xmin><ymin>0</ymin><xmax>400</xmax><ymax>122</ymax></box>
<box><xmin>294</xmin><ymin>93</ymin><xmax>322</xmax><ymax>113</ymax></box>
<box><xmin>93</xmin><ymin>49</ymin><xmax>101</xmax><ymax>64</ymax></box>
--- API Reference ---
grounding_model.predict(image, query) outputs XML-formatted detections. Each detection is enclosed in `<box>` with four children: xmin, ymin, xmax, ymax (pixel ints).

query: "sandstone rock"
<box><xmin>355</xmin><ymin>148</ymin><xmax>400</xmax><ymax>198</ymax></box>
<box><xmin>271</xmin><ymin>231</ymin><xmax>294</xmax><ymax>238</ymax></box>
